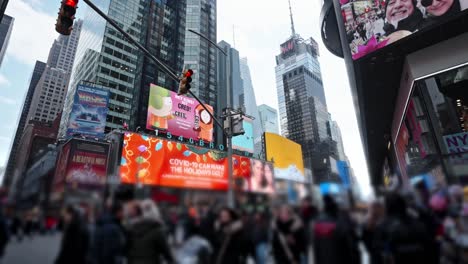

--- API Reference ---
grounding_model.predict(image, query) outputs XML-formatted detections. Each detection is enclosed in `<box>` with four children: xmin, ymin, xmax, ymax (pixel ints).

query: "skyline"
<box><xmin>0</xmin><ymin>0</ymin><xmax>371</xmax><ymax>196</ymax></box>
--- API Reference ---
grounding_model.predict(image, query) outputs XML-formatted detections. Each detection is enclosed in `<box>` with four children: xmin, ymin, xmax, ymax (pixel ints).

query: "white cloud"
<box><xmin>218</xmin><ymin>0</ymin><xmax>372</xmax><ymax>196</ymax></box>
<box><xmin>0</xmin><ymin>74</ymin><xmax>10</xmax><ymax>87</ymax></box>
<box><xmin>5</xmin><ymin>0</ymin><xmax>57</xmax><ymax>65</ymax></box>
<box><xmin>0</xmin><ymin>96</ymin><xmax>17</xmax><ymax>105</ymax></box>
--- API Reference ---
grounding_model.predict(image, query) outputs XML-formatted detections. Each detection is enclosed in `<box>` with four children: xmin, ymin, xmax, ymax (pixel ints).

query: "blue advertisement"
<box><xmin>319</xmin><ymin>183</ymin><xmax>342</xmax><ymax>195</ymax></box>
<box><xmin>232</xmin><ymin>118</ymin><xmax>254</xmax><ymax>154</ymax></box>
<box><xmin>66</xmin><ymin>85</ymin><xmax>109</xmax><ymax>138</ymax></box>
<box><xmin>337</xmin><ymin>161</ymin><xmax>351</xmax><ymax>189</ymax></box>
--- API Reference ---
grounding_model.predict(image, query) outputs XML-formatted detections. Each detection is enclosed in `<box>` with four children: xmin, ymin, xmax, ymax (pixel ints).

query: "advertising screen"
<box><xmin>340</xmin><ymin>0</ymin><xmax>468</xmax><ymax>60</ymax></box>
<box><xmin>249</xmin><ymin>159</ymin><xmax>275</xmax><ymax>194</ymax></box>
<box><xmin>67</xmin><ymin>85</ymin><xmax>109</xmax><ymax>138</ymax></box>
<box><xmin>265</xmin><ymin>132</ymin><xmax>305</xmax><ymax>182</ymax></box>
<box><xmin>232</xmin><ymin>118</ymin><xmax>254</xmax><ymax>154</ymax></box>
<box><xmin>146</xmin><ymin>84</ymin><xmax>214</xmax><ymax>142</ymax></box>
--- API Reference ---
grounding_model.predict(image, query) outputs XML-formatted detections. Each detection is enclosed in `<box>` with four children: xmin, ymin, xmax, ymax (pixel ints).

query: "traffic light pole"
<box><xmin>81</xmin><ymin>0</ymin><xmax>223</xmax><ymax>131</ymax></box>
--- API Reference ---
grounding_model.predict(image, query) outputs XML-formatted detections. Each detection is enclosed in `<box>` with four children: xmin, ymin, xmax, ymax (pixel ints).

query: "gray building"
<box><xmin>3</xmin><ymin>61</ymin><xmax>46</xmax><ymax>187</ymax></box>
<box><xmin>331</xmin><ymin>120</ymin><xmax>346</xmax><ymax>161</ymax></box>
<box><xmin>61</xmin><ymin>0</ymin><xmax>186</xmax><ymax>137</ymax></box>
<box><xmin>0</xmin><ymin>14</ymin><xmax>13</xmax><ymax>68</ymax></box>
<box><xmin>258</xmin><ymin>104</ymin><xmax>279</xmax><ymax>134</ymax></box>
<box><xmin>184</xmin><ymin>0</ymin><xmax>217</xmax><ymax>107</ymax></box>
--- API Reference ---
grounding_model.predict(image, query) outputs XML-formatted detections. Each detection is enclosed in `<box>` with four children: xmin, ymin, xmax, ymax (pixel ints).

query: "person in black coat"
<box><xmin>55</xmin><ymin>205</ymin><xmax>89</xmax><ymax>264</ymax></box>
<box><xmin>272</xmin><ymin>204</ymin><xmax>307</xmax><ymax>264</ymax></box>
<box><xmin>212</xmin><ymin>207</ymin><xmax>247</xmax><ymax>264</ymax></box>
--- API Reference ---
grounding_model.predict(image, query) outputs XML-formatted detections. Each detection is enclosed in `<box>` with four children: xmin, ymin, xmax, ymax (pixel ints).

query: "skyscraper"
<box><xmin>275</xmin><ymin>1</ymin><xmax>337</xmax><ymax>183</ymax></box>
<box><xmin>3</xmin><ymin>61</ymin><xmax>46</xmax><ymax>187</ymax></box>
<box><xmin>0</xmin><ymin>14</ymin><xmax>13</xmax><ymax>68</ymax></box>
<box><xmin>27</xmin><ymin>20</ymin><xmax>83</xmax><ymax>124</ymax></box>
<box><xmin>184</xmin><ymin>0</ymin><xmax>217</xmax><ymax>107</ymax></box>
<box><xmin>258</xmin><ymin>104</ymin><xmax>279</xmax><ymax>134</ymax></box>
<box><xmin>331</xmin><ymin>120</ymin><xmax>346</xmax><ymax>161</ymax></box>
<box><xmin>60</xmin><ymin>0</ymin><xmax>186</xmax><ymax>137</ymax></box>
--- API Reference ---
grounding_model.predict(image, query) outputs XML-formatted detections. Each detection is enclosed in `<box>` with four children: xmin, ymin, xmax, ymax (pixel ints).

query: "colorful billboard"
<box><xmin>120</xmin><ymin>132</ymin><xmax>275</xmax><ymax>193</ymax></box>
<box><xmin>232</xmin><ymin>118</ymin><xmax>254</xmax><ymax>154</ymax></box>
<box><xmin>67</xmin><ymin>85</ymin><xmax>109</xmax><ymax>138</ymax></box>
<box><xmin>146</xmin><ymin>84</ymin><xmax>214</xmax><ymax>142</ymax></box>
<box><xmin>249</xmin><ymin>159</ymin><xmax>275</xmax><ymax>194</ymax></box>
<box><xmin>265</xmin><ymin>132</ymin><xmax>305</xmax><ymax>182</ymax></box>
<box><xmin>340</xmin><ymin>0</ymin><xmax>468</xmax><ymax>60</ymax></box>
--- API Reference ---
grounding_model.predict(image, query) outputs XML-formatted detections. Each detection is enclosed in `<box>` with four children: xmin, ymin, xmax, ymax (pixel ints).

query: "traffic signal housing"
<box><xmin>178</xmin><ymin>69</ymin><xmax>193</xmax><ymax>95</ymax></box>
<box><xmin>231</xmin><ymin>113</ymin><xmax>245</xmax><ymax>137</ymax></box>
<box><xmin>56</xmin><ymin>0</ymin><xmax>79</xmax><ymax>35</ymax></box>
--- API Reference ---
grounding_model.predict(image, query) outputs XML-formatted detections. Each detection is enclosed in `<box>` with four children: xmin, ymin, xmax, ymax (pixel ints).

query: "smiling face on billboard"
<box><xmin>386</xmin><ymin>0</ymin><xmax>415</xmax><ymax>25</ymax></box>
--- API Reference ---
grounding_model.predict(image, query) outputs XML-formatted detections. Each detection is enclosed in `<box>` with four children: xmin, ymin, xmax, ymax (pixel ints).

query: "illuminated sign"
<box><xmin>265</xmin><ymin>132</ymin><xmax>305</xmax><ymax>182</ymax></box>
<box><xmin>280</xmin><ymin>39</ymin><xmax>296</xmax><ymax>57</ymax></box>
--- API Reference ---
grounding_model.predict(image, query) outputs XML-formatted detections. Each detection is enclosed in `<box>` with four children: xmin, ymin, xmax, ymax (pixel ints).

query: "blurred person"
<box><xmin>375</xmin><ymin>192</ymin><xmax>432</xmax><ymax>264</ymax></box>
<box><xmin>458</xmin><ymin>203</ymin><xmax>468</xmax><ymax>263</ymax></box>
<box><xmin>299</xmin><ymin>196</ymin><xmax>318</xmax><ymax>227</ymax></box>
<box><xmin>313</xmin><ymin>195</ymin><xmax>360</xmax><ymax>264</ymax></box>
<box><xmin>362</xmin><ymin>200</ymin><xmax>385</xmax><ymax>264</ymax></box>
<box><xmin>176</xmin><ymin>220</ymin><xmax>213</xmax><ymax>264</ymax></box>
<box><xmin>55</xmin><ymin>205</ymin><xmax>89</xmax><ymax>264</ymax></box>
<box><xmin>92</xmin><ymin>202</ymin><xmax>127</xmax><ymax>264</ymax></box>
<box><xmin>252</xmin><ymin>210</ymin><xmax>270</xmax><ymax>264</ymax></box>
<box><xmin>9</xmin><ymin>214</ymin><xmax>23</xmax><ymax>242</ymax></box>
<box><xmin>126</xmin><ymin>199</ymin><xmax>174</xmax><ymax>264</ymax></box>
<box><xmin>385</xmin><ymin>0</ymin><xmax>423</xmax><ymax>32</ymax></box>
<box><xmin>0</xmin><ymin>207</ymin><xmax>9</xmax><ymax>260</ymax></box>
<box><xmin>212</xmin><ymin>207</ymin><xmax>247</xmax><ymax>264</ymax></box>
<box><xmin>272</xmin><ymin>204</ymin><xmax>306</xmax><ymax>264</ymax></box>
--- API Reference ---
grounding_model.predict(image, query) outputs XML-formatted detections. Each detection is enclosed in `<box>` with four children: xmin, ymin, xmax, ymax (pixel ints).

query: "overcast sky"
<box><xmin>0</xmin><ymin>0</ymin><xmax>371</xmax><ymax>197</ymax></box>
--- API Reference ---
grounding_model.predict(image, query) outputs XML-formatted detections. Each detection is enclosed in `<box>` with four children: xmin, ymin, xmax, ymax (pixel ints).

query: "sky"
<box><xmin>0</xmin><ymin>0</ymin><xmax>371</xmax><ymax>197</ymax></box>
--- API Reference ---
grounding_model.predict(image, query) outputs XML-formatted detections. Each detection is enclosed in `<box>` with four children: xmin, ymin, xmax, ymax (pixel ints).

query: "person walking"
<box><xmin>252</xmin><ymin>210</ymin><xmax>270</xmax><ymax>264</ymax></box>
<box><xmin>176</xmin><ymin>220</ymin><xmax>213</xmax><ymax>264</ymax></box>
<box><xmin>313</xmin><ymin>195</ymin><xmax>360</xmax><ymax>264</ymax></box>
<box><xmin>362</xmin><ymin>200</ymin><xmax>385</xmax><ymax>264</ymax></box>
<box><xmin>271</xmin><ymin>204</ymin><xmax>306</xmax><ymax>264</ymax></box>
<box><xmin>212</xmin><ymin>207</ymin><xmax>247</xmax><ymax>264</ymax></box>
<box><xmin>126</xmin><ymin>199</ymin><xmax>174</xmax><ymax>264</ymax></box>
<box><xmin>55</xmin><ymin>205</ymin><xmax>89</xmax><ymax>264</ymax></box>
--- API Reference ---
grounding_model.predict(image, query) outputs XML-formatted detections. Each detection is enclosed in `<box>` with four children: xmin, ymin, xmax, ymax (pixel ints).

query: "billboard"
<box><xmin>146</xmin><ymin>84</ymin><xmax>214</xmax><ymax>142</ymax></box>
<box><xmin>249</xmin><ymin>159</ymin><xmax>275</xmax><ymax>194</ymax></box>
<box><xmin>67</xmin><ymin>85</ymin><xmax>109</xmax><ymax>138</ymax></box>
<box><xmin>232</xmin><ymin>118</ymin><xmax>254</xmax><ymax>154</ymax></box>
<box><xmin>340</xmin><ymin>0</ymin><xmax>468</xmax><ymax>60</ymax></box>
<box><xmin>120</xmin><ymin>132</ymin><xmax>274</xmax><ymax>192</ymax></box>
<box><xmin>265</xmin><ymin>132</ymin><xmax>305</xmax><ymax>182</ymax></box>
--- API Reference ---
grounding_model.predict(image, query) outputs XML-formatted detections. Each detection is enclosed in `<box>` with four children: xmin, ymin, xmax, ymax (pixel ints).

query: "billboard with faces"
<box><xmin>340</xmin><ymin>0</ymin><xmax>468</xmax><ymax>60</ymax></box>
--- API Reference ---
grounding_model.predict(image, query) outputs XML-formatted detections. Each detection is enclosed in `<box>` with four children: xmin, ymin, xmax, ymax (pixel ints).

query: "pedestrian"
<box><xmin>92</xmin><ymin>202</ymin><xmax>127</xmax><ymax>264</ymax></box>
<box><xmin>0</xmin><ymin>208</ymin><xmax>9</xmax><ymax>260</ymax></box>
<box><xmin>176</xmin><ymin>219</ymin><xmax>213</xmax><ymax>264</ymax></box>
<box><xmin>313</xmin><ymin>195</ymin><xmax>360</xmax><ymax>264</ymax></box>
<box><xmin>10</xmin><ymin>215</ymin><xmax>22</xmax><ymax>242</ymax></box>
<box><xmin>126</xmin><ymin>199</ymin><xmax>174</xmax><ymax>264</ymax></box>
<box><xmin>252</xmin><ymin>210</ymin><xmax>270</xmax><ymax>264</ymax></box>
<box><xmin>212</xmin><ymin>207</ymin><xmax>247</xmax><ymax>264</ymax></box>
<box><xmin>55</xmin><ymin>205</ymin><xmax>89</xmax><ymax>264</ymax></box>
<box><xmin>362</xmin><ymin>200</ymin><xmax>385</xmax><ymax>264</ymax></box>
<box><xmin>271</xmin><ymin>204</ymin><xmax>306</xmax><ymax>264</ymax></box>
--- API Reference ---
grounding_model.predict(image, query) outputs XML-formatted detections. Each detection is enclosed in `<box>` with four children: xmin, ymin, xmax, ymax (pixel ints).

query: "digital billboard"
<box><xmin>146</xmin><ymin>84</ymin><xmax>214</xmax><ymax>142</ymax></box>
<box><xmin>67</xmin><ymin>85</ymin><xmax>109</xmax><ymax>138</ymax></box>
<box><xmin>120</xmin><ymin>132</ymin><xmax>274</xmax><ymax>192</ymax></box>
<box><xmin>249</xmin><ymin>159</ymin><xmax>275</xmax><ymax>194</ymax></box>
<box><xmin>340</xmin><ymin>0</ymin><xmax>468</xmax><ymax>60</ymax></box>
<box><xmin>232</xmin><ymin>118</ymin><xmax>254</xmax><ymax>154</ymax></box>
<box><xmin>265</xmin><ymin>132</ymin><xmax>305</xmax><ymax>182</ymax></box>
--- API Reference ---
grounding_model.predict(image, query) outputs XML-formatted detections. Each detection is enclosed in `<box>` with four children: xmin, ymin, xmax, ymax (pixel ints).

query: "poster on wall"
<box><xmin>340</xmin><ymin>0</ymin><xmax>468</xmax><ymax>60</ymax></box>
<box><xmin>232</xmin><ymin>118</ymin><xmax>254</xmax><ymax>154</ymax></box>
<box><xmin>146</xmin><ymin>84</ymin><xmax>214</xmax><ymax>142</ymax></box>
<box><xmin>67</xmin><ymin>85</ymin><xmax>109</xmax><ymax>138</ymax></box>
<box><xmin>265</xmin><ymin>132</ymin><xmax>305</xmax><ymax>182</ymax></box>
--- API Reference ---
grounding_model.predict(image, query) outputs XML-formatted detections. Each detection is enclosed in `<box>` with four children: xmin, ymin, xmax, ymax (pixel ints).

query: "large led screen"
<box><xmin>232</xmin><ymin>118</ymin><xmax>254</xmax><ymax>154</ymax></box>
<box><xmin>66</xmin><ymin>85</ymin><xmax>109</xmax><ymax>138</ymax></box>
<box><xmin>265</xmin><ymin>132</ymin><xmax>305</xmax><ymax>182</ymax></box>
<box><xmin>146</xmin><ymin>84</ymin><xmax>214</xmax><ymax>142</ymax></box>
<box><xmin>341</xmin><ymin>0</ymin><xmax>468</xmax><ymax>60</ymax></box>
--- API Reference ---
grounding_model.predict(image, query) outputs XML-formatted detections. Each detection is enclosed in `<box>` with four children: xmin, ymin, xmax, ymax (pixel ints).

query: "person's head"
<box><xmin>385</xmin><ymin>0</ymin><xmax>416</xmax><ymax>25</ymax></box>
<box><xmin>125</xmin><ymin>200</ymin><xmax>142</xmax><ymax>219</ymax></box>
<box><xmin>278</xmin><ymin>204</ymin><xmax>293</xmax><ymax>223</ymax></box>
<box><xmin>219</xmin><ymin>207</ymin><xmax>238</xmax><ymax>225</ymax></box>
<box><xmin>385</xmin><ymin>192</ymin><xmax>407</xmax><ymax>218</ymax></box>
<box><xmin>140</xmin><ymin>199</ymin><xmax>162</xmax><ymax>222</ymax></box>
<box><xmin>301</xmin><ymin>196</ymin><xmax>312</xmax><ymax>207</ymax></box>
<box><xmin>424</xmin><ymin>0</ymin><xmax>458</xmax><ymax>16</ymax></box>
<box><xmin>323</xmin><ymin>195</ymin><xmax>339</xmax><ymax>217</ymax></box>
<box><xmin>251</xmin><ymin>160</ymin><xmax>263</xmax><ymax>179</ymax></box>
<box><xmin>368</xmin><ymin>200</ymin><xmax>385</xmax><ymax>220</ymax></box>
<box><xmin>111</xmin><ymin>202</ymin><xmax>124</xmax><ymax>221</ymax></box>
<box><xmin>62</xmin><ymin>205</ymin><xmax>78</xmax><ymax>225</ymax></box>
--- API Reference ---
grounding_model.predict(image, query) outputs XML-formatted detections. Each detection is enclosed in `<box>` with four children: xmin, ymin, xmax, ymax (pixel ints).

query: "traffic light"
<box><xmin>178</xmin><ymin>69</ymin><xmax>193</xmax><ymax>95</ymax></box>
<box><xmin>56</xmin><ymin>0</ymin><xmax>79</xmax><ymax>35</ymax></box>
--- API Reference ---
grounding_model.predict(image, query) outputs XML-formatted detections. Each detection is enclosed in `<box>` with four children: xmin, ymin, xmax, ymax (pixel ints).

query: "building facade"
<box><xmin>331</xmin><ymin>120</ymin><xmax>346</xmax><ymax>161</ymax></box>
<box><xmin>3</xmin><ymin>61</ymin><xmax>46</xmax><ymax>187</ymax></box>
<box><xmin>61</xmin><ymin>0</ymin><xmax>186</xmax><ymax>137</ymax></box>
<box><xmin>0</xmin><ymin>14</ymin><xmax>12</xmax><ymax>68</ymax></box>
<box><xmin>258</xmin><ymin>104</ymin><xmax>279</xmax><ymax>134</ymax></box>
<box><xmin>184</xmin><ymin>0</ymin><xmax>217</xmax><ymax>107</ymax></box>
<box><xmin>275</xmin><ymin>35</ymin><xmax>338</xmax><ymax>183</ymax></box>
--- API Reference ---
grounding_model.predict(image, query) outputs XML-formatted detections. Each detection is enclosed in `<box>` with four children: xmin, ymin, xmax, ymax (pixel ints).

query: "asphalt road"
<box><xmin>2</xmin><ymin>233</ymin><xmax>61</xmax><ymax>264</ymax></box>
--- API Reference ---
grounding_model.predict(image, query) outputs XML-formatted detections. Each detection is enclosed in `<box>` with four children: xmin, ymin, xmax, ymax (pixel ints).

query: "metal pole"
<box><xmin>82</xmin><ymin>0</ymin><xmax>223</xmax><ymax>131</ymax></box>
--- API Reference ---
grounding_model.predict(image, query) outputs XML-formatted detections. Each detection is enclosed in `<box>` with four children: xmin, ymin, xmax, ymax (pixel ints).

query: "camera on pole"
<box><xmin>56</xmin><ymin>0</ymin><xmax>79</xmax><ymax>35</ymax></box>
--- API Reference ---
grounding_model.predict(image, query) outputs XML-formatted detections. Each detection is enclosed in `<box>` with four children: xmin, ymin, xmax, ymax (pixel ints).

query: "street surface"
<box><xmin>2</xmin><ymin>233</ymin><xmax>61</xmax><ymax>264</ymax></box>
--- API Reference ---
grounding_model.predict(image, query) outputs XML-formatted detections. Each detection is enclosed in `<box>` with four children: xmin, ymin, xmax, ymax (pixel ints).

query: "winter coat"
<box><xmin>55</xmin><ymin>218</ymin><xmax>89</xmax><ymax>264</ymax></box>
<box><xmin>272</xmin><ymin>216</ymin><xmax>307</xmax><ymax>264</ymax></box>
<box><xmin>313</xmin><ymin>213</ymin><xmax>361</xmax><ymax>264</ymax></box>
<box><xmin>212</xmin><ymin>220</ymin><xmax>247</xmax><ymax>264</ymax></box>
<box><xmin>92</xmin><ymin>214</ymin><xmax>127</xmax><ymax>264</ymax></box>
<box><xmin>176</xmin><ymin>235</ymin><xmax>212</xmax><ymax>264</ymax></box>
<box><xmin>126</xmin><ymin>219</ymin><xmax>173</xmax><ymax>264</ymax></box>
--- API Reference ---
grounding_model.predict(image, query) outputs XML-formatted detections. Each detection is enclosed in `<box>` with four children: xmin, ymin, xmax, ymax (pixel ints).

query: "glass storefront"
<box><xmin>395</xmin><ymin>64</ymin><xmax>468</xmax><ymax>188</ymax></box>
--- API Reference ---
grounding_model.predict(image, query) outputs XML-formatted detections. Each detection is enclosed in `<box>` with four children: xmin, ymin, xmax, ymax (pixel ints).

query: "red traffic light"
<box><xmin>184</xmin><ymin>69</ymin><xmax>193</xmax><ymax>78</ymax></box>
<box><xmin>56</xmin><ymin>0</ymin><xmax>78</xmax><ymax>35</ymax></box>
<box><xmin>178</xmin><ymin>69</ymin><xmax>194</xmax><ymax>95</ymax></box>
<box><xmin>65</xmin><ymin>0</ymin><xmax>79</xmax><ymax>7</ymax></box>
